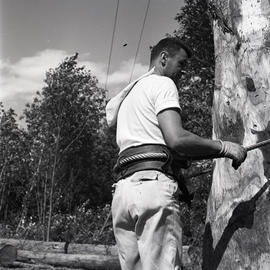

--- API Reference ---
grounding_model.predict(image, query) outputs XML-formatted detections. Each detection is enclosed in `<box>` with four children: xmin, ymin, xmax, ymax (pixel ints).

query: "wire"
<box><xmin>129</xmin><ymin>0</ymin><xmax>151</xmax><ymax>83</ymax></box>
<box><xmin>105</xmin><ymin>0</ymin><xmax>120</xmax><ymax>90</ymax></box>
<box><xmin>62</xmin><ymin>1</ymin><xmax>119</xmax><ymax>153</ymax></box>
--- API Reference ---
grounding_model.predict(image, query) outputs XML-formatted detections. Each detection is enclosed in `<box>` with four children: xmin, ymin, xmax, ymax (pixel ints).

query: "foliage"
<box><xmin>0</xmin><ymin>203</ymin><xmax>115</xmax><ymax>245</ymax></box>
<box><xmin>174</xmin><ymin>0</ymin><xmax>215</xmax><ymax>267</ymax></box>
<box><xmin>0</xmin><ymin>104</ymin><xmax>30</xmax><ymax>221</ymax></box>
<box><xmin>23</xmin><ymin>53</ymin><xmax>107</xmax><ymax>210</ymax></box>
<box><xmin>174</xmin><ymin>0</ymin><xmax>215</xmax><ymax>138</ymax></box>
<box><xmin>50</xmin><ymin>203</ymin><xmax>114</xmax><ymax>245</ymax></box>
<box><xmin>0</xmin><ymin>54</ymin><xmax>118</xmax><ymax>241</ymax></box>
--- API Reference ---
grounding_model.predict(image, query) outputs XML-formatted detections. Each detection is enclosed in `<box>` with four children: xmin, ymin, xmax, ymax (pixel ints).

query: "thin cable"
<box><xmin>62</xmin><ymin>1</ymin><xmax>119</xmax><ymax>153</ymax></box>
<box><xmin>105</xmin><ymin>0</ymin><xmax>120</xmax><ymax>90</ymax></box>
<box><xmin>129</xmin><ymin>0</ymin><xmax>151</xmax><ymax>83</ymax></box>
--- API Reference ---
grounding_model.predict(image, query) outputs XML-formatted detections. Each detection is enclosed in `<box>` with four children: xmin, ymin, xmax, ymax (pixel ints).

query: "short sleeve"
<box><xmin>153</xmin><ymin>77</ymin><xmax>181</xmax><ymax>115</ymax></box>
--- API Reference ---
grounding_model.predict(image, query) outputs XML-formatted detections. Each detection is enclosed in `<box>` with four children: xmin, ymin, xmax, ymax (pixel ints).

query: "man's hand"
<box><xmin>219</xmin><ymin>141</ymin><xmax>247</xmax><ymax>169</ymax></box>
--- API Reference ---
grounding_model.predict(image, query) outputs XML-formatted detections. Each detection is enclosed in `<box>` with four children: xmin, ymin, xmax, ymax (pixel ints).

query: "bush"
<box><xmin>0</xmin><ymin>203</ymin><xmax>115</xmax><ymax>246</ymax></box>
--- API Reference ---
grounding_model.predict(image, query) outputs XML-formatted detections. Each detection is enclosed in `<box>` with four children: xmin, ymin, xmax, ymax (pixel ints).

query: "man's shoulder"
<box><xmin>145</xmin><ymin>74</ymin><xmax>175</xmax><ymax>83</ymax></box>
<box><xmin>140</xmin><ymin>74</ymin><xmax>176</xmax><ymax>89</ymax></box>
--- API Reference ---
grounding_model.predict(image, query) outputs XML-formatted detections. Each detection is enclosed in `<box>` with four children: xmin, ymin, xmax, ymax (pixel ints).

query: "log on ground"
<box><xmin>0</xmin><ymin>238</ymin><xmax>117</xmax><ymax>256</ymax></box>
<box><xmin>0</xmin><ymin>238</ymin><xmax>192</xmax><ymax>268</ymax></box>
<box><xmin>17</xmin><ymin>250</ymin><xmax>120</xmax><ymax>269</ymax></box>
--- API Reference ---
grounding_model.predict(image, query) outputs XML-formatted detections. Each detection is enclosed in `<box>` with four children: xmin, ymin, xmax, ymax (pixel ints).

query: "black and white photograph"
<box><xmin>1</xmin><ymin>0</ymin><xmax>270</xmax><ymax>269</ymax></box>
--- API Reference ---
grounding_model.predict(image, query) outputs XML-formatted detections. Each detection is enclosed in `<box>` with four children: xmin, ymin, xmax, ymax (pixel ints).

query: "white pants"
<box><xmin>111</xmin><ymin>170</ymin><xmax>183</xmax><ymax>270</ymax></box>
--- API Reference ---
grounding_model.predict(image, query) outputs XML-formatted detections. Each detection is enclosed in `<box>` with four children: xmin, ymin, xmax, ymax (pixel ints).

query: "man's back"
<box><xmin>117</xmin><ymin>74</ymin><xmax>180</xmax><ymax>152</ymax></box>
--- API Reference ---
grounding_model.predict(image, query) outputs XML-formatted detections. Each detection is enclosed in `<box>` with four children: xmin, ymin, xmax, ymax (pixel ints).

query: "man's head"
<box><xmin>150</xmin><ymin>37</ymin><xmax>192</xmax><ymax>82</ymax></box>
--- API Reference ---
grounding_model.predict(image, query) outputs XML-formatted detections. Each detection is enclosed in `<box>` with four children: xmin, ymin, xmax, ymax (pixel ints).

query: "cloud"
<box><xmin>0</xmin><ymin>49</ymin><xmax>68</xmax><ymax>100</ymax></box>
<box><xmin>108</xmin><ymin>59</ymin><xmax>148</xmax><ymax>85</ymax></box>
<box><xmin>0</xmin><ymin>49</ymin><xmax>148</xmax><ymax>117</ymax></box>
<box><xmin>103</xmin><ymin>59</ymin><xmax>148</xmax><ymax>97</ymax></box>
<box><xmin>80</xmin><ymin>57</ymin><xmax>148</xmax><ymax>97</ymax></box>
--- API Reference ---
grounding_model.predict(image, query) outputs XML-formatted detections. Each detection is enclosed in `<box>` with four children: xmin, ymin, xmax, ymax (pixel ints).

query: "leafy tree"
<box><xmin>0</xmin><ymin>103</ymin><xmax>30</xmax><ymax>221</ymax></box>
<box><xmin>173</xmin><ymin>1</ymin><xmax>215</xmax><ymax>267</ymax></box>
<box><xmin>174</xmin><ymin>0</ymin><xmax>214</xmax><ymax>138</ymax></box>
<box><xmin>21</xmin><ymin>53</ymin><xmax>116</xmax><ymax>239</ymax></box>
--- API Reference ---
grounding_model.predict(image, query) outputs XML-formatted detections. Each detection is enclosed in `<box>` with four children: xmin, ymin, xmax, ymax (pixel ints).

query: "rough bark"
<box><xmin>204</xmin><ymin>0</ymin><xmax>270</xmax><ymax>269</ymax></box>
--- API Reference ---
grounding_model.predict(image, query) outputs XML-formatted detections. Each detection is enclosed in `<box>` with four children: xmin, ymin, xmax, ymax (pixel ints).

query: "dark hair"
<box><xmin>150</xmin><ymin>37</ymin><xmax>192</xmax><ymax>63</ymax></box>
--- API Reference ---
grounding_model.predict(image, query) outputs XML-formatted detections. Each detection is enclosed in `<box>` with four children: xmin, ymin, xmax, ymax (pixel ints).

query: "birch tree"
<box><xmin>203</xmin><ymin>1</ymin><xmax>270</xmax><ymax>269</ymax></box>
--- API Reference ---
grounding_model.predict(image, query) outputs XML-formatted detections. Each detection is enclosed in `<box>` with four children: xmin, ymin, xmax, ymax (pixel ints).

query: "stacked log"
<box><xmin>0</xmin><ymin>238</ymin><xmax>192</xmax><ymax>269</ymax></box>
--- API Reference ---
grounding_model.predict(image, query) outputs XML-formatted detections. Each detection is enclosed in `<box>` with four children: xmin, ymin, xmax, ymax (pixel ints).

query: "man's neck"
<box><xmin>149</xmin><ymin>65</ymin><xmax>163</xmax><ymax>76</ymax></box>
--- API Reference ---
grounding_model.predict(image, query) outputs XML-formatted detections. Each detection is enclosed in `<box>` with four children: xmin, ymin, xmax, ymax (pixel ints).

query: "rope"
<box><xmin>129</xmin><ymin>0</ymin><xmax>151</xmax><ymax>83</ymax></box>
<box><xmin>105</xmin><ymin>0</ymin><xmax>120</xmax><ymax>90</ymax></box>
<box><xmin>119</xmin><ymin>152</ymin><xmax>167</xmax><ymax>166</ymax></box>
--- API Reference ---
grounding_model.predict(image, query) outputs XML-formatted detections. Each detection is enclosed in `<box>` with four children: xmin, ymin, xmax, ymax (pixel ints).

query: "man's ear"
<box><xmin>160</xmin><ymin>51</ymin><xmax>168</xmax><ymax>66</ymax></box>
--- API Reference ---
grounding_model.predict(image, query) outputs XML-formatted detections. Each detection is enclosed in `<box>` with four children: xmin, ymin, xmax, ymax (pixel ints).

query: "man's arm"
<box><xmin>157</xmin><ymin>108</ymin><xmax>247</xmax><ymax>169</ymax></box>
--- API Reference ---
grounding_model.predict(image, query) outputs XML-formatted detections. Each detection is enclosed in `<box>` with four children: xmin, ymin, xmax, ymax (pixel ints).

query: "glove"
<box><xmin>219</xmin><ymin>140</ymin><xmax>247</xmax><ymax>170</ymax></box>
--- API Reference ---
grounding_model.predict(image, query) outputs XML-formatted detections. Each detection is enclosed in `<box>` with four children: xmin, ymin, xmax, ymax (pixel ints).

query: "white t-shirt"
<box><xmin>116</xmin><ymin>74</ymin><xmax>181</xmax><ymax>152</ymax></box>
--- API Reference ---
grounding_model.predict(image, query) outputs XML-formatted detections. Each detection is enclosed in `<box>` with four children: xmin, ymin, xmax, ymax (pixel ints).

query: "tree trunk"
<box><xmin>204</xmin><ymin>1</ymin><xmax>270</xmax><ymax>269</ymax></box>
<box><xmin>47</xmin><ymin>127</ymin><xmax>60</xmax><ymax>242</ymax></box>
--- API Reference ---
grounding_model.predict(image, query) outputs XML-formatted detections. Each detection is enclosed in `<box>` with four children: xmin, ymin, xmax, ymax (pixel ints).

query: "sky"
<box><xmin>0</xmin><ymin>0</ymin><xmax>184</xmax><ymax>123</ymax></box>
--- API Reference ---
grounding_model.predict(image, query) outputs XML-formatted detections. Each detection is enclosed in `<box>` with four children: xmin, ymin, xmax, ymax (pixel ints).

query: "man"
<box><xmin>106</xmin><ymin>37</ymin><xmax>247</xmax><ymax>270</ymax></box>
